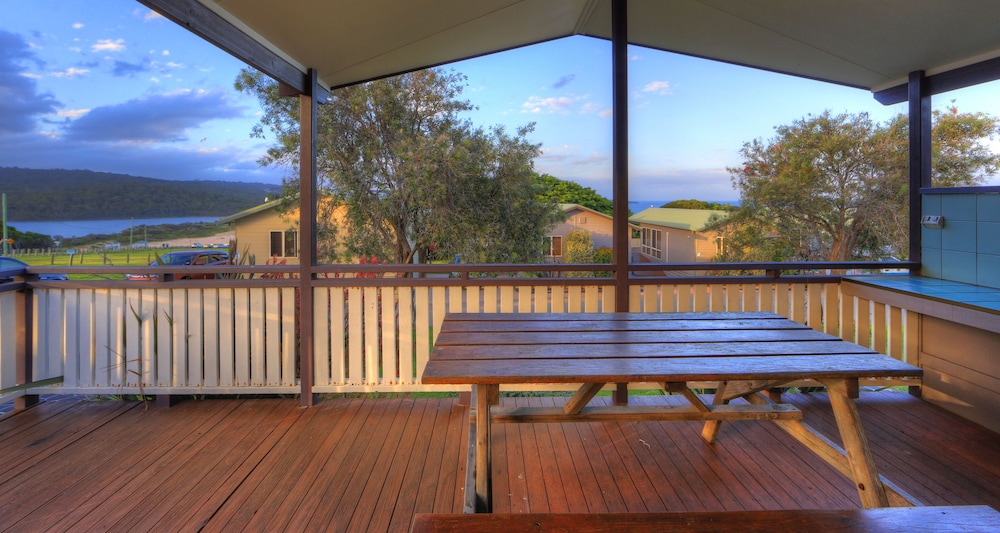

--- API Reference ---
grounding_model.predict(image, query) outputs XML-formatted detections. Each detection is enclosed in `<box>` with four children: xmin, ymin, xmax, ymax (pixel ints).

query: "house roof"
<box><xmin>217</xmin><ymin>197</ymin><xmax>285</xmax><ymax>224</ymax></box>
<box><xmin>146</xmin><ymin>0</ymin><xmax>1000</xmax><ymax>97</ymax></box>
<box><xmin>629</xmin><ymin>208</ymin><xmax>729</xmax><ymax>232</ymax></box>
<box><xmin>559</xmin><ymin>203</ymin><xmax>612</xmax><ymax>219</ymax></box>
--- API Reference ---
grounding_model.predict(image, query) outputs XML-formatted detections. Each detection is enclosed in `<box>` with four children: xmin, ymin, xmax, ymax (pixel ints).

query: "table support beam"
<box><xmin>822</xmin><ymin>378</ymin><xmax>890</xmax><ymax>508</ymax></box>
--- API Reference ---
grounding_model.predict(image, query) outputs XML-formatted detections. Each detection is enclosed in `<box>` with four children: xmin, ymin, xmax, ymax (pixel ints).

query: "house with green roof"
<box><xmin>629</xmin><ymin>208</ymin><xmax>729</xmax><ymax>268</ymax></box>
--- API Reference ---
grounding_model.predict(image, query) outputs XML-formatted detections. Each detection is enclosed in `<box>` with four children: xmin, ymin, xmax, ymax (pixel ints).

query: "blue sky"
<box><xmin>3</xmin><ymin>0</ymin><xmax>997</xmax><ymax>203</ymax></box>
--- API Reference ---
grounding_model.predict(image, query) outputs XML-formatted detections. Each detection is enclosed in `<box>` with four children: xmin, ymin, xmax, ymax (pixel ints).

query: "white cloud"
<box><xmin>20</xmin><ymin>72</ymin><xmax>42</xmax><ymax>80</ymax></box>
<box><xmin>599</xmin><ymin>109</ymin><xmax>613</xmax><ymax>118</ymax></box>
<box><xmin>641</xmin><ymin>81</ymin><xmax>672</xmax><ymax>95</ymax></box>
<box><xmin>521</xmin><ymin>94</ymin><xmax>588</xmax><ymax>114</ymax></box>
<box><xmin>162</xmin><ymin>50</ymin><xmax>170</xmax><ymax>56</ymax></box>
<box><xmin>57</xmin><ymin>109</ymin><xmax>90</xmax><ymax>119</ymax></box>
<box><xmin>51</xmin><ymin>67</ymin><xmax>90</xmax><ymax>78</ymax></box>
<box><xmin>92</xmin><ymin>39</ymin><xmax>125</xmax><ymax>52</ymax></box>
<box><xmin>72</xmin><ymin>23</ymin><xmax>84</xmax><ymax>30</ymax></box>
<box><xmin>144</xmin><ymin>10</ymin><xmax>164</xmax><ymax>21</ymax></box>
<box><xmin>166</xmin><ymin>61</ymin><xmax>183</xmax><ymax>68</ymax></box>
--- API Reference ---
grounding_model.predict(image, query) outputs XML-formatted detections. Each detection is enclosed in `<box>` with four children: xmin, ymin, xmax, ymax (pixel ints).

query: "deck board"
<box><xmin>0</xmin><ymin>390</ymin><xmax>998</xmax><ymax>532</ymax></box>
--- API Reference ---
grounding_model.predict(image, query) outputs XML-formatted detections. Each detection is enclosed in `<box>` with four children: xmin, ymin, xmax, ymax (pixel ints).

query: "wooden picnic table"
<box><xmin>421</xmin><ymin>312</ymin><xmax>924</xmax><ymax>513</ymax></box>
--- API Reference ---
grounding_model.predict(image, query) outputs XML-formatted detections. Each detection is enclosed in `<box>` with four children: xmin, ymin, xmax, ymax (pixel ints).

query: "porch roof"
<box><xmin>145</xmin><ymin>0</ymin><xmax>1000</xmax><ymax>97</ymax></box>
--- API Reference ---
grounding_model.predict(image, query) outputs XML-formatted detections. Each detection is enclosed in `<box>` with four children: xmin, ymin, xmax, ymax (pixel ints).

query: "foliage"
<box><xmin>236</xmin><ymin>68</ymin><xmax>560</xmax><ymax>265</ymax></box>
<box><xmin>593</xmin><ymin>246</ymin><xmax>613</xmax><ymax>278</ymax></box>
<box><xmin>929</xmin><ymin>104</ymin><xmax>1000</xmax><ymax>186</ymax></box>
<box><xmin>661</xmin><ymin>199</ymin><xmax>736</xmax><ymax>211</ymax></box>
<box><xmin>535</xmin><ymin>173</ymin><xmax>613</xmax><ymax>215</ymax></box>
<box><xmin>3</xmin><ymin>225</ymin><xmax>54</xmax><ymax>249</ymax></box>
<box><xmin>0</xmin><ymin>167</ymin><xmax>278</xmax><ymax>221</ymax></box>
<box><xmin>719</xmin><ymin>108</ymin><xmax>999</xmax><ymax>263</ymax></box>
<box><xmin>563</xmin><ymin>229</ymin><xmax>594</xmax><ymax>278</ymax></box>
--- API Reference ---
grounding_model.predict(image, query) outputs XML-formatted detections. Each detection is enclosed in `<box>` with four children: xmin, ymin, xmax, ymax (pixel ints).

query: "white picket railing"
<box><xmin>0</xmin><ymin>278</ymin><xmax>919</xmax><ymax>397</ymax></box>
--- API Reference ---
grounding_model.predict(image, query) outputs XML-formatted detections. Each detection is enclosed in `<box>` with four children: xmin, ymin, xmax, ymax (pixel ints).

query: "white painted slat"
<box><xmin>676</xmin><ymin>285</ymin><xmax>692</xmax><ymax>312</ymax></box>
<box><xmin>61</xmin><ymin>290</ymin><xmax>79</xmax><ymax>388</ymax></box>
<box><xmin>348</xmin><ymin>287</ymin><xmax>363</xmax><ymax>385</ymax></box>
<box><xmin>449</xmin><ymin>285</ymin><xmax>463</xmax><ymax>314</ymax></box>
<box><xmin>824</xmin><ymin>283</ymin><xmax>840</xmax><ymax>336</ymax></box>
<box><xmin>313</xmin><ymin>287</ymin><xmax>331</xmax><ymax>386</ymax></box>
<box><xmin>77</xmin><ymin>290</ymin><xmax>94</xmax><ymax>389</ymax></box>
<box><xmin>550</xmin><ymin>285</ymin><xmax>565</xmax><ymax>313</ymax></box>
<box><xmin>184</xmin><ymin>289</ymin><xmax>205</xmax><ymax>387</ymax></box>
<box><xmin>398</xmin><ymin>287</ymin><xmax>414</xmax><ymax>384</ymax></box>
<box><xmin>518</xmin><ymin>286</ymin><xmax>532</xmax><ymax>313</ymax></box>
<box><xmin>201</xmin><ymin>289</ymin><xmax>225</xmax><ymax>387</ymax></box>
<box><xmin>172</xmin><ymin>289</ymin><xmax>190</xmax><ymax>387</ymax></box>
<box><xmin>364</xmin><ymin>286</ymin><xmax>379</xmax><ymax>385</ymax></box>
<box><xmin>873</xmin><ymin>301</ymin><xmax>887</xmax><ymax>355</ymax></box>
<box><xmin>533</xmin><ymin>285</ymin><xmax>548</xmax><ymax>313</ymax></box>
<box><xmin>218</xmin><ymin>289</ymin><xmax>235</xmax><ymax>387</ymax></box>
<box><xmin>281</xmin><ymin>287</ymin><xmax>295</xmax><ymax>385</ymax></box>
<box><xmin>330</xmin><ymin>287</ymin><xmax>347</xmax><ymax>385</ymax></box>
<box><xmin>155</xmin><ymin>289</ymin><xmax>172</xmax><ymax>387</ymax></box>
<box><xmin>790</xmin><ymin>284</ymin><xmax>806</xmax><ymax>324</ymax></box>
<box><xmin>141</xmin><ymin>289</ymin><xmax>157</xmax><ymax>386</ymax></box>
<box><xmin>726</xmin><ymin>284</ymin><xmax>742</xmax><ymax>312</ymax></box>
<box><xmin>124</xmin><ymin>289</ymin><xmax>141</xmax><ymax>387</ymax></box>
<box><xmin>500</xmin><ymin>286</ymin><xmax>514</xmax><ymax>313</ymax></box>
<box><xmin>628</xmin><ymin>285</ymin><xmax>642</xmax><ymax>312</ymax></box>
<box><xmin>483</xmin><ymin>286</ymin><xmax>498</xmax><ymax>313</ymax></box>
<box><xmin>414</xmin><ymin>287</ymin><xmax>430</xmax><ymax>383</ymax></box>
<box><xmin>233</xmin><ymin>290</ymin><xmax>250</xmax><ymax>386</ymax></box>
<box><xmin>567</xmin><ymin>286</ymin><xmax>582</xmax><ymax>313</ymax></box>
<box><xmin>265</xmin><ymin>288</ymin><xmax>281</xmax><ymax>385</ymax></box>
<box><xmin>249</xmin><ymin>288</ymin><xmax>266</xmax><ymax>386</ymax></box>
<box><xmin>94</xmin><ymin>289</ymin><xmax>113</xmax><ymax>388</ymax></box>
<box><xmin>381</xmin><ymin>287</ymin><xmax>398</xmax><ymax>384</ymax></box>
<box><xmin>466</xmin><ymin>286</ymin><xmax>481</xmax><ymax>313</ymax></box>
<box><xmin>584</xmin><ymin>286</ymin><xmax>599</xmax><ymax>312</ymax></box>
<box><xmin>43</xmin><ymin>289</ymin><xmax>64</xmax><ymax>381</ymax></box>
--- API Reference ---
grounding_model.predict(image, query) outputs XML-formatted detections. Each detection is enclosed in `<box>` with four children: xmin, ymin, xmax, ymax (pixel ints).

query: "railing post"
<box><xmin>15</xmin><ymin>279</ymin><xmax>38</xmax><ymax>410</ymax></box>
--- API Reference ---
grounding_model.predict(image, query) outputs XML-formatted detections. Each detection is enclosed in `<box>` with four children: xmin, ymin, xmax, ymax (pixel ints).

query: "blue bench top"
<box><xmin>845</xmin><ymin>275</ymin><xmax>1000</xmax><ymax>313</ymax></box>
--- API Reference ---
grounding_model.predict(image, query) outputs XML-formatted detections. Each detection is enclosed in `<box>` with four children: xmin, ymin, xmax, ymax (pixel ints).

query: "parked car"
<box><xmin>0</xmin><ymin>256</ymin><xmax>69</xmax><ymax>282</ymax></box>
<box><xmin>125</xmin><ymin>250</ymin><xmax>231</xmax><ymax>280</ymax></box>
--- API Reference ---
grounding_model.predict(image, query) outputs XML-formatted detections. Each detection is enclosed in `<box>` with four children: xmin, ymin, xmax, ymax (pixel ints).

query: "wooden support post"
<box><xmin>14</xmin><ymin>281</ymin><xmax>38</xmax><ymax>411</ymax></box>
<box><xmin>822</xmin><ymin>379</ymin><xmax>890</xmax><ymax>508</ymax></box>
<box><xmin>612</xmin><ymin>382</ymin><xmax>629</xmax><ymax>406</ymax></box>
<box><xmin>701</xmin><ymin>382</ymin><xmax>729</xmax><ymax>443</ymax></box>
<box><xmin>474</xmin><ymin>384</ymin><xmax>496</xmax><ymax>512</ymax></box>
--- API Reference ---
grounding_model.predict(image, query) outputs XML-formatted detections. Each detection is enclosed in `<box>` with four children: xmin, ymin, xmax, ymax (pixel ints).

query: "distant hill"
<box><xmin>0</xmin><ymin>168</ymin><xmax>280</xmax><ymax>221</ymax></box>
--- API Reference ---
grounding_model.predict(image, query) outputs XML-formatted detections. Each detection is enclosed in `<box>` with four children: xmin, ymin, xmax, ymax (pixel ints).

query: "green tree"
<box><xmin>535</xmin><ymin>174</ymin><xmax>613</xmax><ymax>216</ymax></box>
<box><xmin>563</xmin><ymin>229</ymin><xmax>595</xmax><ymax>278</ymax></box>
<box><xmin>721</xmin><ymin>108</ymin><xmax>999</xmax><ymax>263</ymax></box>
<box><xmin>236</xmin><ymin>68</ymin><xmax>559</xmax><ymax>264</ymax></box>
<box><xmin>661</xmin><ymin>199</ymin><xmax>736</xmax><ymax>211</ymax></box>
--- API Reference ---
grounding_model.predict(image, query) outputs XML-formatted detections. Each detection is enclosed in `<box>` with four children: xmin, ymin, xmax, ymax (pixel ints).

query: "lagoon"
<box><xmin>6</xmin><ymin>217</ymin><xmax>217</xmax><ymax>238</ymax></box>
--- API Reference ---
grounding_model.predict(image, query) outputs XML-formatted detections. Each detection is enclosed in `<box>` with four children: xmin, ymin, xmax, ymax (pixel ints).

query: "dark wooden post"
<box><xmin>15</xmin><ymin>280</ymin><xmax>38</xmax><ymax>410</ymax></box>
<box><xmin>298</xmin><ymin>69</ymin><xmax>319</xmax><ymax>407</ymax></box>
<box><xmin>908</xmin><ymin>71</ymin><xmax>931</xmax><ymax>269</ymax></box>
<box><xmin>612</xmin><ymin>0</ymin><xmax>630</xmax><ymax>313</ymax></box>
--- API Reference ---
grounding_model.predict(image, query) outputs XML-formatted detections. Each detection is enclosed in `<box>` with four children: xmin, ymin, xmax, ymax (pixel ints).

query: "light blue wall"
<box><xmin>922</xmin><ymin>192</ymin><xmax>1000</xmax><ymax>288</ymax></box>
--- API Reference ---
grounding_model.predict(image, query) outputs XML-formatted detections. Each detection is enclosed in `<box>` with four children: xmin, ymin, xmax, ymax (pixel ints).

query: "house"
<box><xmin>629</xmin><ymin>208</ymin><xmax>729</xmax><ymax>266</ymax></box>
<box><xmin>545</xmin><ymin>203</ymin><xmax>615</xmax><ymax>261</ymax></box>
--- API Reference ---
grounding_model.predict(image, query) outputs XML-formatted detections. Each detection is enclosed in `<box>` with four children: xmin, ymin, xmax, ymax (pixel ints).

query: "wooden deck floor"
<box><xmin>1</xmin><ymin>390</ymin><xmax>997</xmax><ymax>532</ymax></box>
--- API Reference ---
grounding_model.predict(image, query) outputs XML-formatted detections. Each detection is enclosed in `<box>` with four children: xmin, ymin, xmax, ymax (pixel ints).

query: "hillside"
<box><xmin>0</xmin><ymin>168</ymin><xmax>280</xmax><ymax>221</ymax></box>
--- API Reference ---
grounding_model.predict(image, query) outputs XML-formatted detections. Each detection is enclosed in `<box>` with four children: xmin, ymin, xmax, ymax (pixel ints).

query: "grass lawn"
<box><xmin>15</xmin><ymin>247</ymin><xmax>206</xmax><ymax>280</ymax></box>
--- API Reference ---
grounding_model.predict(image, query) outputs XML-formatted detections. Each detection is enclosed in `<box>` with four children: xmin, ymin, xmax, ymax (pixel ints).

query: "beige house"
<box><xmin>545</xmin><ymin>204</ymin><xmax>615</xmax><ymax>262</ymax></box>
<box><xmin>218</xmin><ymin>199</ymin><xmax>301</xmax><ymax>265</ymax></box>
<box><xmin>629</xmin><ymin>208</ymin><xmax>729</xmax><ymax>267</ymax></box>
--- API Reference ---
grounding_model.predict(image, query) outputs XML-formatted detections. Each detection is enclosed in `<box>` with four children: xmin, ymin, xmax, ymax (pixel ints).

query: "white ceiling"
<box><xmin>199</xmin><ymin>0</ymin><xmax>1000</xmax><ymax>93</ymax></box>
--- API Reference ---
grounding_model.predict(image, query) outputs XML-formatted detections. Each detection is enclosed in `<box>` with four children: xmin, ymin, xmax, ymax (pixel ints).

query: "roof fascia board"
<box><xmin>138</xmin><ymin>0</ymin><xmax>327</xmax><ymax>101</ymax></box>
<box><xmin>874</xmin><ymin>54</ymin><xmax>1000</xmax><ymax>105</ymax></box>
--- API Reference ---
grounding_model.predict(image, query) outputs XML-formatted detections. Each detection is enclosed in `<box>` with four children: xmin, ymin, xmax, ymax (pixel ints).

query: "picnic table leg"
<box><xmin>701</xmin><ymin>381</ymin><xmax>730</xmax><ymax>443</ymax></box>
<box><xmin>822</xmin><ymin>378</ymin><xmax>890</xmax><ymax>508</ymax></box>
<box><xmin>474</xmin><ymin>384</ymin><xmax>498</xmax><ymax>512</ymax></box>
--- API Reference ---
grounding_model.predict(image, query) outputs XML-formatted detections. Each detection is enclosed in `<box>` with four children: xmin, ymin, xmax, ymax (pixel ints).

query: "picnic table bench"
<box><xmin>411</xmin><ymin>506</ymin><xmax>1000</xmax><ymax>532</ymax></box>
<box><xmin>421</xmin><ymin>312</ymin><xmax>924</xmax><ymax>513</ymax></box>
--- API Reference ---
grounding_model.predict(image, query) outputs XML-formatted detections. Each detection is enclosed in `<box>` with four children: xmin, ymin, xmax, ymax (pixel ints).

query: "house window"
<box><xmin>641</xmin><ymin>227</ymin><xmax>664</xmax><ymax>260</ymax></box>
<box><xmin>545</xmin><ymin>236</ymin><xmax>563</xmax><ymax>257</ymax></box>
<box><xmin>270</xmin><ymin>230</ymin><xmax>298</xmax><ymax>258</ymax></box>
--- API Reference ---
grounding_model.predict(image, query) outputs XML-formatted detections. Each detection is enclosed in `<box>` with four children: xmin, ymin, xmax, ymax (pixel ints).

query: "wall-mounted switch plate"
<box><xmin>921</xmin><ymin>215</ymin><xmax>944</xmax><ymax>228</ymax></box>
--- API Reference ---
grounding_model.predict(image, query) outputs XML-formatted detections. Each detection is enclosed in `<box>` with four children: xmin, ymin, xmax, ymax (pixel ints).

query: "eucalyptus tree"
<box><xmin>236</xmin><ymin>68</ymin><xmax>559</xmax><ymax>264</ymax></box>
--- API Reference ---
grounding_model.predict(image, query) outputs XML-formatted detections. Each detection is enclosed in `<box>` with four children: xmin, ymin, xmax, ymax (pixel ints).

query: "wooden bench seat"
<box><xmin>411</xmin><ymin>506</ymin><xmax>1000</xmax><ymax>532</ymax></box>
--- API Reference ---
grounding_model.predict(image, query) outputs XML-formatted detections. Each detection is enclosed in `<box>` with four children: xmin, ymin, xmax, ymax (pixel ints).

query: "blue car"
<box><xmin>0</xmin><ymin>256</ymin><xmax>69</xmax><ymax>281</ymax></box>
